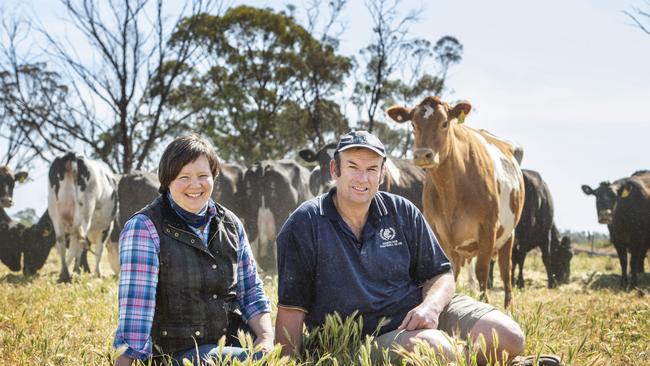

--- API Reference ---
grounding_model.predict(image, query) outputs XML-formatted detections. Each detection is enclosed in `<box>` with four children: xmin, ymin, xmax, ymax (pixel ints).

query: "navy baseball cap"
<box><xmin>335</xmin><ymin>130</ymin><xmax>386</xmax><ymax>157</ymax></box>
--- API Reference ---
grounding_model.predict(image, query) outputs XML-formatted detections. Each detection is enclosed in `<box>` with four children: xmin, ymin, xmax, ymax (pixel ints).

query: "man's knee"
<box><xmin>470</xmin><ymin>310</ymin><xmax>525</xmax><ymax>358</ymax></box>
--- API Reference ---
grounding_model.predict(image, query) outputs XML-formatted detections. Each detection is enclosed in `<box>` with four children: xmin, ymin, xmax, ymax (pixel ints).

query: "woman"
<box><xmin>113</xmin><ymin>135</ymin><xmax>273</xmax><ymax>365</ymax></box>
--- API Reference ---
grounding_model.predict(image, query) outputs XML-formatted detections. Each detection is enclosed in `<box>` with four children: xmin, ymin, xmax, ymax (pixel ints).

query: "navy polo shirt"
<box><xmin>276</xmin><ymin>188</ymin><xmax>452</xmax><ymax>336</ymax></box>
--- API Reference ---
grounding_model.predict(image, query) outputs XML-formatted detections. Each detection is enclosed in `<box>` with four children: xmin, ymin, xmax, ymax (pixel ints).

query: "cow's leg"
<box><xmin>106</xmin><ymin>240</ymin><xmax>120</xmax><ymax>275</ymax></box>
<box><xmin>475</xmin><ymin>250</ymin><xmax>493</xmax><ymax>305</ymax></box>
<box><xmin>450</xmin><ymin>251</ymin><xmax>462</xmax><ymax>281</ymax></box>
<box><xmin>613</xmin><ymin>242</ymin><xmax>628</xmax><ymax>288</ymax></box>
<box><xmin>630</xmin><ymin>245</ymin><xmax>645</xmax><ymax>289</ymax></box>
<box><xmin>487</xmin><ymin>259</ymin><xmax>495</xmax><ymax>289</ymax></box>
<box><xmin>540</xmin><ymin>230</ymin><xmax>556</xmax><ymax>288</ymax></box>
<box><xmin>56</xmin><ymin>236</ymin><xmax>71</xmax><ymax>283</ymax></box>
<box><xmin>80</xmin><ymin>246</ymin><xmax>91</xmax><ymax>273</ymax></box>
<box><xmin>91</xmin><ymin>225</ymin><xmax>113</xmax><ymax>278</ymax></box>
<box><xmin>69</xmin><ymin>234</ymin><xmax>84</xmax><ymax>274</ymax></box>
<box><xmin>498</xmin><ymin>235</ymin><xmax>515</xmax><ymax>308</ymax></box>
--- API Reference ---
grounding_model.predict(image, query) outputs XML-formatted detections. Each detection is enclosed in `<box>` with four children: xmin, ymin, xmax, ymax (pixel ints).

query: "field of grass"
<box><xmin>0</xmin><ymin>246</ymin><xmax>648</xmax><ymax>365</ymax></box>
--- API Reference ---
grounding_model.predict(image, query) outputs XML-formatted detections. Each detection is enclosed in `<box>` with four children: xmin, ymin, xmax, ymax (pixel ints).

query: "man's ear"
<box><xmin>386</xmin><ymin>105</ymin><xmax>413</xmax><ymax>124</ymax></box>
<box><xmin>379</xmin><ymin>162</ymin><xmax>387</xmax><ymax>186</ymax></box>
<box><xmin>329</xmin><ymin>158</ymin><xmax>339</xmax><ymax>179</ymax></box>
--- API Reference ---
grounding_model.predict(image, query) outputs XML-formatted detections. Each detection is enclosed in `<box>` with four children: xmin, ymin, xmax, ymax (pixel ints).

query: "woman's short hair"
<box><xmin>158</xmin><ymin>134</ymin><xmax>220</xmax><ymax>194</ymax></box>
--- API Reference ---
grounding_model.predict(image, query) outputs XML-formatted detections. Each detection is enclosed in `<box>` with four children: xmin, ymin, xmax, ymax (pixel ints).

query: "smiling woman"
<box><xmin>113</xmin><ymin>134</ymin><xmax>274</xmax><ymax>366</ymax></box>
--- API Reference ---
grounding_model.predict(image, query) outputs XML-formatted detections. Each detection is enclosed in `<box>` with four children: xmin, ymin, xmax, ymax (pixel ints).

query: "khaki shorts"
<box><xmin>375</xmin><ymin>294</ymin><xmax>495</xmax><ymax>349</ymax></box>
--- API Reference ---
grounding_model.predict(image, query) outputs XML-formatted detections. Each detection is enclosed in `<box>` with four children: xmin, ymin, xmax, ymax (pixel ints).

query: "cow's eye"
<box><xmin>441</xmin><ymin>121</ymin><xmax>449</xmax><ymax>129</ymax></box>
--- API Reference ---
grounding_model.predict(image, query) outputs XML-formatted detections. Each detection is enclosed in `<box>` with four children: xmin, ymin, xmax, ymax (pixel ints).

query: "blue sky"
<box><xmin>4</xmin><ymin>0</ymin><xmax>650</xmax><ymax>234</ymax></box>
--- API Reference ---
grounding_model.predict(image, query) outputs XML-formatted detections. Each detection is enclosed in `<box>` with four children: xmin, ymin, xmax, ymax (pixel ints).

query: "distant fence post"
<box><xmin>589</xmin><ymin>232</ymin><xmax>594</xmax><ymax>257</ymax></box>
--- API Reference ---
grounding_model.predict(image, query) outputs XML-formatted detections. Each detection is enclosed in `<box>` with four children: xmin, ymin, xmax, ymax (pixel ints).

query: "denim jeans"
<box><xmin>166</xmin><ymin>323</ymin><xmax>264</xmax><ymax>366</ymax></box>
<box><xmin>171</xmin><ymin>344</ymin><xmax>264</xmax><ymax>365</ymax></box>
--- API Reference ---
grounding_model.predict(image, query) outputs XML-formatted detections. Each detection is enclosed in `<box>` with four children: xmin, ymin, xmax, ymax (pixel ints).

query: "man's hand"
<box><xmin>398</xmin><ymin>302</ymin><xmax>443</xmax><ymax>331</ymax></box>
<box><xmin>398</xmin><ymin>272</ymin><xmax>455</xmax><ymax>331</ymax></box>
<box><xmin>253</xmin><ymin>334</ymin><xmax>275</xmax><ymax>353</ymax></box>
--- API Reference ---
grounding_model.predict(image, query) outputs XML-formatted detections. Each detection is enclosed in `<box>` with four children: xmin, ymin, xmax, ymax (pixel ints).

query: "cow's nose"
<box><xmin>0</xmin><ymin>197</ymin><xmax>12</xmax><ymax>207</ymax></box>
<box><xmin>414</xmin><ymin>148</ymin><xmax>434</xmax><ymax>161</ymax></box>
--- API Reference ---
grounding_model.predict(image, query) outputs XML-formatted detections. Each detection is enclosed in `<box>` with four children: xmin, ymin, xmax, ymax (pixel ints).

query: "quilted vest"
<box><xmin>140</xmin><ymin>196</ymin><xmax>241</xmax><ymax>355</ymax></box>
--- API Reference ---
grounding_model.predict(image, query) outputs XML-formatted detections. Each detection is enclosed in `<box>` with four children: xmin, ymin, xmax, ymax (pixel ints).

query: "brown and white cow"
<box><xmin>387</xmin><ymin>96</ymin><xmax>525</xmax><ymax>307</ymax></box>
<box><xmin>48</xmin><ymin>153</ymin><xmax>119</xmax><ymax>282</ymax></box>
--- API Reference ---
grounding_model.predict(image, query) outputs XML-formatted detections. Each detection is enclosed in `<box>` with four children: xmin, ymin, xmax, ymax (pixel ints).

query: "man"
<box><xmin>275</xmin><ymin>131</ymin><xmax>561</xmax><ymax>365</ymax></box>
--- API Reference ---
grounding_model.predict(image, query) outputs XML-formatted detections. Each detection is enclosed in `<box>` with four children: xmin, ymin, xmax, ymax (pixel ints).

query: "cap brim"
<box><xmin>337</xmin><ymin>144</ymin><xmax>386</xmax><ymax>157</ymax></box>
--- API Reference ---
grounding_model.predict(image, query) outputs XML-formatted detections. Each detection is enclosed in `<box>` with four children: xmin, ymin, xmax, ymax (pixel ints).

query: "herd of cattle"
<box><xmin>0</xmin><ymin>96</ymin><xmax>647</xmax><ymax>304</ymax></box>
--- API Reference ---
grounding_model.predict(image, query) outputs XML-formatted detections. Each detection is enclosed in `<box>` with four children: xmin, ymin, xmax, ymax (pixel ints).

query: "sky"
<box><xmin>3</xmin><ymin>0</ymin><xmax>650</xmax><ymax>234</ymax></box>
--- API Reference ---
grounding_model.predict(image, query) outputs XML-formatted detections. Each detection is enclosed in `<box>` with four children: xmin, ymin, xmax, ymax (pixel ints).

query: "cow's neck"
<box><xmin>0</xmin><ymin>207</ymin><xmax>11</xmax><ymax>223</ymax></box>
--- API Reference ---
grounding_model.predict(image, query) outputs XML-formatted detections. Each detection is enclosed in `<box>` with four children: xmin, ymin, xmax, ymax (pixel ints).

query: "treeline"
<box><xmin>0</xmin><ymin>0</ymin><xmax>463</xmax><ymax>173</ymax></box>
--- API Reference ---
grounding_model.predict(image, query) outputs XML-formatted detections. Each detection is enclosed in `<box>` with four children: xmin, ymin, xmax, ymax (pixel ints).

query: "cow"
<box><xmin>511</xmin><ymin>169</ymin><xmax>557</xmax><ymax>289</ymax></box>
<box><xmin>582</xmin><ymin>171</ymin><xmax>650</xmax><ymax>288</ymax></box>
<box><xmin>21</xmin><ymin>210</ymin><xmax>57</xmax><ymax>276</ymax></box>
<box><xmin>117</xmin><ymin>170</ymin><xmax>160</xmax><ymax>228</ymax></box>
<box><xmin>0</xmin><ymin>166</ymin><xmax>28</xmax><ymax>272</ymax></box>
<box><xmin>213</xmin><ymin>163</ymin><xmax>246</xmax><ymax>218</ymax></box>
<box><xmin>48</xmin><ymin>153</ymin><xmax>119</xmax><ymax>282</ymax></box>
<box><xmin>299</xmin><ymin>142</ymin><xmax>426</xmax><ymax>210</ymax></box>
<box><xmin>241</xmin><ymin>160</ymin><xmax>313</xmax><ymax>272</ymax></box>
<box><xmin>387</xmin><ymin>96</ymin><xmax>525</xmax><ymax>307</ymax></box>
<box><xmin>550</xmin><ymin>223</ymin><xmax>572</xmax><ymax>285</ymax></box>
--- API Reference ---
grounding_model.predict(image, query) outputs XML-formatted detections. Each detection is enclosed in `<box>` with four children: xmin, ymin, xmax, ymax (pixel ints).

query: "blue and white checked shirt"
<box><xmin>113</xmin><ymin>203</ymin><xmax>271</xmax><ymax>360</ymax></box>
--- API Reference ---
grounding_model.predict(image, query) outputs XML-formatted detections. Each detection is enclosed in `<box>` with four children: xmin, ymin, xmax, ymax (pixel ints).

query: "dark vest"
<box><xmin>140</xmin><ymin>196</ymin><xmax>241</xmax><ymax>355</ymax></box>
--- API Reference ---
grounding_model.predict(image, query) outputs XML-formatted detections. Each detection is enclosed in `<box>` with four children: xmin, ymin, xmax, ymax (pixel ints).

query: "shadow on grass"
<box><xmin>587</xmin><ymin>272</ymin><xmax>650</xmax><ymax>291</ymax></box>
<box><xmin>0</xmin><ymin>272</ymin><xmax>37</xmax><ymax>285</ymax></box>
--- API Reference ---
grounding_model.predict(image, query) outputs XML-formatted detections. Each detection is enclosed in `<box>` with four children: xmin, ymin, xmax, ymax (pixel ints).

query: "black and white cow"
<box><xmin>582</xmin><ymin>170</ymin><xmax>650</xmax><ymax>288</ymax></box>
<box><xmin>299</xmin><ymin>142</ymin><xmax>425</xmax><ymax>210</ymax></box>
<box><xmin>241</xmin><ymin>160</ymin><xmax>313</xmax><ymax>272</ymax></box>
<box><xmin>0</xmin><ymin>166</ymin><xmax>29</xmax><ymax>272</ymax></box>
<box><xmin>48</xmin><ymin>153</ymin><xmax>119</xmax><ymax>282</ymax></box>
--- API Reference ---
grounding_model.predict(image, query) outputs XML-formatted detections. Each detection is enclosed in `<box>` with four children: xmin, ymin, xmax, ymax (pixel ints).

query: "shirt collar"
<box><xmin>319</xmin><ymin>187</ymin><xmax>389</xmax><ymax>220</ymax></box>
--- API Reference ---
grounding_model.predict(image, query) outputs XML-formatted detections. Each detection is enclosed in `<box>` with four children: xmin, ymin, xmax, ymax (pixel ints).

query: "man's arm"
<box><xmin>275</xmin><ymin>307</ymin><xmax>306</xmax><ymax>357</ymax></box>
<box><xmin>248</xmin><ymin>312</ymin><xmax>274</xmax><ymax>353</ymax></box>
<box><xmin>399</xmin><ymin>271</ymin><xmax>455</xmax><ymax>331</ymax></box>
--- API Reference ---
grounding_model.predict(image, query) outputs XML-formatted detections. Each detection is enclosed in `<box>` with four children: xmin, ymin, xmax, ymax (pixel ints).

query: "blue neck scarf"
<box><xmin>167</xmin><ymin>193</ymin><xmax>213</xmax><ymax>229</ymax></box>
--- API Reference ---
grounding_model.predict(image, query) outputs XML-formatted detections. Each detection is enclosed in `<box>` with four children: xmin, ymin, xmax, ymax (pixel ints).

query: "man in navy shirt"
<box><xmin>275</xmin><ymin>131</ymin><xmax>554</xmax><ymax>365</ymax></box>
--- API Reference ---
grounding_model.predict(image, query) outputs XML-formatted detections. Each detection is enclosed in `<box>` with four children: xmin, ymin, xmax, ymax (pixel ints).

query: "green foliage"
<box><xmin>169</xmin><ymin>6</ymin><xmax>352</xmax><ymax>164</ymax></box>
<box><xmin>12</xmin><ymin>208</ymin><xmax>37</xmax><ymax>227</ymax></box>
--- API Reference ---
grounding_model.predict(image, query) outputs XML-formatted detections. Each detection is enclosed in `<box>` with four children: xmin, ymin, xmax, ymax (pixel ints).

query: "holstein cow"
<box><xmin>582</xmin><ymin>171</ymin><xmax>650</xmax><ymax>288</ymax></box>
<box><xmin>0</xmin><ymin>166</ymin><xmax>28</xmax><ymax>272</ymax></box>
<box><xmin>299</xmin><ymin>142</ymin><xmax>425</xmax><ymax>210</ymax></box>
<box><xmin>48</xmin><ymin>153</ymin><xmax>119</xmax><ymax>282</ymax></box>
<box><xmin>241</xmin><ymin>160</ymin><xmax>313</xmax><ymax>272</ymax></box>
<box><xmin>387</xmin><ymin>96</ymin><xmax>525</xmax><ymax>307</ymax></box>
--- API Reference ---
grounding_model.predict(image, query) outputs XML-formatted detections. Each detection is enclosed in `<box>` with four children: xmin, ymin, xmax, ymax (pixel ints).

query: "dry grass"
<box><xmin>0</xmin><ymin>247</ymin><xmax>648</xmax><ymax>365</ymax></box>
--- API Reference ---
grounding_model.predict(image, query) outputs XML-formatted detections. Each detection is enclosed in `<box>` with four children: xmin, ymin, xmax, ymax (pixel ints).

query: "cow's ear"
<box><xmin>581</xmin><ymin>185</ymin><xmax>594</xmax><ymax>195</ymax></box>
<box><xmin>618</xmin><ymin>182</ymin><xmax>633</xmax><ymax>198</ymax></box>
<box><xmin>386</xmin><ymin>105</ymin><xmax>413</xmax><ymax>124</ymax></box>
<box><xmin>299</xmin><ymin>149</ymin><xmax>317</xmax><ymax>162</ymax></box>
<box><xmin>15</xmin><ymin>171</ymin><xmax>28</xmax><ymax>183</ymax></box>
<box><xmin>451</xmin><ymin>101</ymin><xmax>472</xmax><ymax>124</ymax></box>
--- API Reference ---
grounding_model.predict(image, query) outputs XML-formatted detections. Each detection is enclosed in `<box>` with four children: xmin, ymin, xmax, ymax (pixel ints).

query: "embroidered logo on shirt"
<box><xmin>380</xmin><ymin>227</ymin><xmax>402</xmax><ymax>248</ymax></box>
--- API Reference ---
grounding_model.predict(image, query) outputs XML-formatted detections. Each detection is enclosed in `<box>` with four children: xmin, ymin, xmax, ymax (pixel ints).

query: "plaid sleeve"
<box><xmin>113</xmin><ymin>214</ymin><xmax>160</xmax><ymax>360</ymax></box>
<box><xmin>234</xmin><ymin>217</ymin><xmax>271</xmax><ymax>321</ymax></box>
